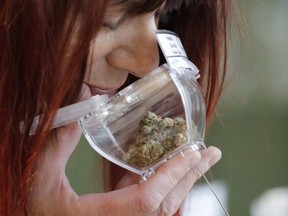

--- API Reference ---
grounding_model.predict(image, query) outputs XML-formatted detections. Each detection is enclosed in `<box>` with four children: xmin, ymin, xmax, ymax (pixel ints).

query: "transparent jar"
<box><xmin>79</xmin><ymin>64</ymin><xmax>206</xmax><ymax>179</ymax></box>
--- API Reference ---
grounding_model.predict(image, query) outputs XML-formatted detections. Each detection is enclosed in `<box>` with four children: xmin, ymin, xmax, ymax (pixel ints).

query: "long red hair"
<box><xmin>0</xmin><ymin>0</ymin><xmax>232</xmax><ymax>215</ymax></box>
<box><xmin>0</xmin><ymin>0</ymin><xmax>108</xmax><ymax>215</ymax></box>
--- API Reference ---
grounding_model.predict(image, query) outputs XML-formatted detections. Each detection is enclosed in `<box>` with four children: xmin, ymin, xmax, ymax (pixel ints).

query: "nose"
<box><xmin>106</xmin><ymin>15</ymin><xmax>160</xmax><ymax>77</ymax></box>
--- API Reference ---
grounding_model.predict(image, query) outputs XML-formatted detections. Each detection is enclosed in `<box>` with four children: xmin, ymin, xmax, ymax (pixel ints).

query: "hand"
<box><xmin>114</xmin><ymin>147</ymin><xmax>221</xmax><ymax>216</ymax></box>
<box><xmin>27</xmin><ymin>85</ymin><xmax>222</xmax><ymax>216</ymax></box>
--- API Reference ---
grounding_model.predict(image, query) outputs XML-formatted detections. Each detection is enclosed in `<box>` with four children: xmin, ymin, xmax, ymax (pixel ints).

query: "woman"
<box><xmin>0</xmin><ymin>0</ymin><xmax>231</xmax><ymax>215</ymax></box>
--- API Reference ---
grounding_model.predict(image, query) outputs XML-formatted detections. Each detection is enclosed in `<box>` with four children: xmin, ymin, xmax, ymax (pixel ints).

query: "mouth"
<box><xmin>87</xmin><ymin>85</ymin><xmax>118</xmax><ymax>97</ymax></box>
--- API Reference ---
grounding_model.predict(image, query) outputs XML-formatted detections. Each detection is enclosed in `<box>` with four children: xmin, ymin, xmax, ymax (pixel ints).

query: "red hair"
<box><xmin>0</xmin><ymin>0</ymin><xmax>108</xmax><ymax>215</ymax></box>
<box><xmin>0</xmin><ymin>0</ymin><xmax>232</xmax><ymax>214</ymax></box>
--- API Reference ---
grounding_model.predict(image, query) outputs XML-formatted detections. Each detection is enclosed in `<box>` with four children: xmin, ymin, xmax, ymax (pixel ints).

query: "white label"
<box><xmin>156</xmin><ymin>32</ymin><xmax>187</xmax><ymax>58</ymax></box>
<box><xmin>156</xmin><ymin>30</ymin><xmax>200</xmax><ymax>79</ymax></box>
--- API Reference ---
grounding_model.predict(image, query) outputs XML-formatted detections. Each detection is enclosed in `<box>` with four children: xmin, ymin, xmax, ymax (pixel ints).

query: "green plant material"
<box><xmin>124</xmin><ymin>111</ymin><xmax>200</xmax><ymax>168</ymax></box>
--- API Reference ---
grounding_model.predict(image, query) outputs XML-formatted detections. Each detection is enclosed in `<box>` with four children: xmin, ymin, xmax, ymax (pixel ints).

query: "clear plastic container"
<box><xmin>79</xmin><ymin>64</ymin><xmax>206</xmax><ymax>179</ymax></box>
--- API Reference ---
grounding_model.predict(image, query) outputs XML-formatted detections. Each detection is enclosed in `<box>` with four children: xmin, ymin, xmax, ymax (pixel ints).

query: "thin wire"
<box><xmin>196</xmin><ymin>165</ymin><xmax>230</xmax><ymax>216</ymax></box>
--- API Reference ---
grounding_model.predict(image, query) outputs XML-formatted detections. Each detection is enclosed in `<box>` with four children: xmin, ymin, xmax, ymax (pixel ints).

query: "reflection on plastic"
<box><xmin>79</xmin><ymin>64</ymin><xmax>206</xmax><ymax>177</ymax></box>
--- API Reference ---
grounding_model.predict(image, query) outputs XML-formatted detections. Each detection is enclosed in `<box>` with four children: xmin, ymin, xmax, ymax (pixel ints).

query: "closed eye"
<box><xmin>102</xmin><ymin>13</ymin><xmax>128</xmax><ymax>31</ymax></box>
<box><xmin>102</xmin><ymin>22</ymin><xmax>119</xmax><ymax>31</ymax></box>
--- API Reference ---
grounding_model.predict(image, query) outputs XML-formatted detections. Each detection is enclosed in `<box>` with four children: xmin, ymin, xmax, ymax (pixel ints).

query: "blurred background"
<box><xmin>66</xmin><ymin>1</ymin><xmax>288</xmax><ymax>215</ymax></box>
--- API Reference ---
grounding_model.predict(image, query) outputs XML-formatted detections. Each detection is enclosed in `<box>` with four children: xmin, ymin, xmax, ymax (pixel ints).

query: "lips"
<box><xmin>88</xmin><ymin>85</ymin><xmax>117</xmax><ymax>97</ymax></box>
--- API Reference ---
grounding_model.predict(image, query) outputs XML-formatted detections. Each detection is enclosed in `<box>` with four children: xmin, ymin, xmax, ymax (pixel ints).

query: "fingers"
<box><xmin>137</xmin><ymin>149</ymin><xmax>201</xmax><ymax>213</ymax></box>
<box><xmin>115</xmin><ymin>172</ymin><xmax>141</xmax><ymax>189</ymax></box>
<box><xmin>77</xmin><ymin>146</ymin><xmax>221</xmax><ymax>216</ymax></box>
<box><xmin>160</xmin><ymin>146</ymin><xmax>222</xmax><ymax>215</ymax></box>
<box><xmin>96</xmin><ymin>149</ymin><xmax>200</xmax><ymax>216</ymax></box>
<box><xmin>46</xmin><ymin>122</ymin><xmax>83</xmax><ymax>172</ymax></box>
<box><xmin>196</xmin><ymin>146</ymin><xmax>222</xmax><ymax>176</ymax></box>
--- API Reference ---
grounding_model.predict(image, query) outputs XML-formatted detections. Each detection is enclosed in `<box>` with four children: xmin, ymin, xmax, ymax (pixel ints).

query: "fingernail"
<box><xmin>209</xmin><ymin>148</ymin><xmax>222</xmax><ymax>166</ymax></box>
<box><xmin>182</xmin><ymin>148</ymin><xmax>201</xmax><ymax>160</ymax></box>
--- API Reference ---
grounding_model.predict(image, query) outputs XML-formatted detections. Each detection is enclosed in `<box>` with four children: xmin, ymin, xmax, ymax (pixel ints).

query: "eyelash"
<box><xmin>102</xmin><ymin>22</ymin><xmax>119</xmax><ymax>31</ymax></box>
<box><xmin>102</xmin><ymin>10</ymin><xmax>170</xmax><ymax>31</ymax></box>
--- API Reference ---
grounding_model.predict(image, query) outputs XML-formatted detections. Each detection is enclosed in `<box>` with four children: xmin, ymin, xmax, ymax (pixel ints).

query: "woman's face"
<box><xmin>84</xmin><ymin>3</ymin><xmax>161</xmax><ymax>97</ymax></box>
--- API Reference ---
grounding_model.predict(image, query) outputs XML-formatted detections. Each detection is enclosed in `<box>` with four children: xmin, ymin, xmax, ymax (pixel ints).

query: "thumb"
<box><xmin>40</xmin><ymin>84</ymin><xmax>92</xmax><ymax>174</ymax></box>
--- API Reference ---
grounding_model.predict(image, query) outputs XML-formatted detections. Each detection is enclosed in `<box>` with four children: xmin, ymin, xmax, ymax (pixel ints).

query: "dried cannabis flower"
<box><xmin>124</xmin><ymin>111</ymin><xmax>200</xmax><ymax>168</ymax></box>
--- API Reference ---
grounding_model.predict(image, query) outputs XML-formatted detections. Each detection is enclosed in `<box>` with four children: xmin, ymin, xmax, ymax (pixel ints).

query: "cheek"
<box><xmin>84</xmin><ymin>58</ymin><xmax>107</xmax><ymax>85</ymax></box>
<box><xmin>84</xmin><ymin>34</ymin><xmax>129</xmax><ymax>87</ymax></box>
<box><xmin>85</xmin><ymin>33</ymin><xmax>112</xmax><ymax>81</ymax></box>
<box><xmin>88</xmin><ymin>31</ymin><xmax>114</xmax><ymax>60</ymax></box>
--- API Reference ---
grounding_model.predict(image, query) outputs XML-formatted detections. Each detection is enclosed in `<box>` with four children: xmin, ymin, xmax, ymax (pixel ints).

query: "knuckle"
<box><xmin>164</xmin><ymin>172</ymin><xmax>179</xmax><ymax>186</ymax></box>
<box><xmin>191</xmin><ymin>166</ymin><xmax>203</xmax><ymax>180</ymax></box>
<box><xmin>160</xmin><ymin>198</ymin><xmax>179</xmax><ymax>216</ymax></box>
<box><xmin>186</xmin><ymin>168</ymin><xmax>197</xmax><ymax>182</ymax></box>
<box><xmin>137</xmin><ymin>191</ymin><xmax>161</xmax><ymax>214</ymax></box>
<box><xmin>182</xmin><ymin>171</ymin><xmax>197</xmax><ymax>191</ymax></box>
